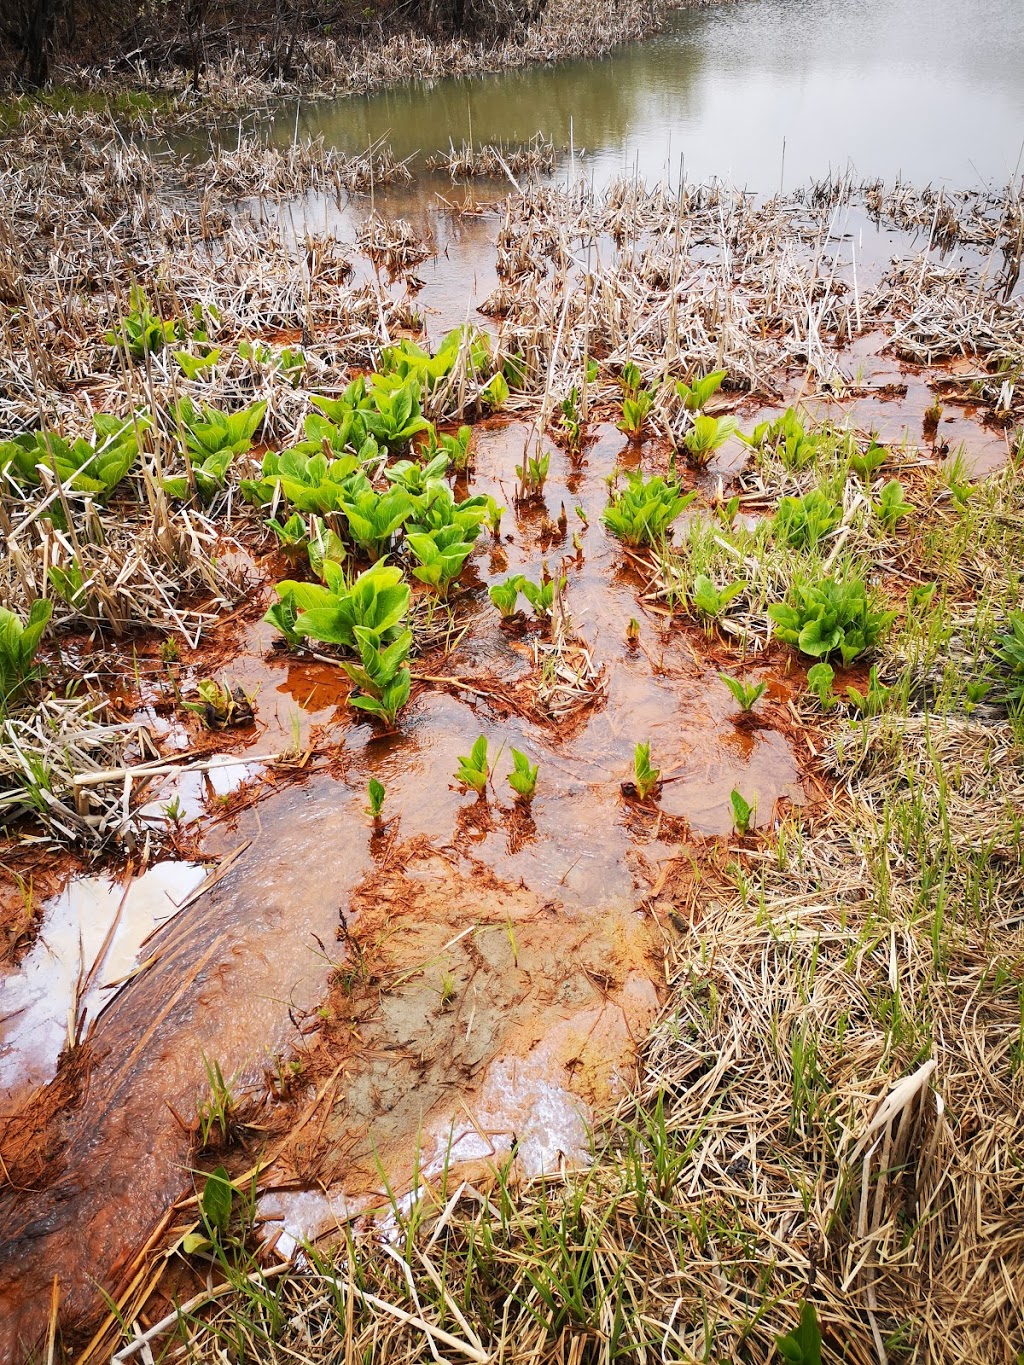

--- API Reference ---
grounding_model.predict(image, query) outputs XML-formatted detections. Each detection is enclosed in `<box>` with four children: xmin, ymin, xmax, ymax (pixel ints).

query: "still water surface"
<box><xmin>282</xmin><ymin>0</ymin><xmax>1024</xmax><ymax>188</ymax></box>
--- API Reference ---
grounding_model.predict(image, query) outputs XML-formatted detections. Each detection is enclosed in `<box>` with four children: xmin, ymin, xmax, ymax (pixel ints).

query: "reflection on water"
<box><xmin>275</xmin><ymin>0</ymin><xmax>1024</xmax><ymax>188</ymax></box>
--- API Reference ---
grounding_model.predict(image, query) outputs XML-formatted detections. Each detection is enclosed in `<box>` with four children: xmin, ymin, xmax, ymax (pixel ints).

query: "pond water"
<box><xmin>278</xmin><ymin>0</ymin><xmax>1024</xmax><ymax>189</ymax></box>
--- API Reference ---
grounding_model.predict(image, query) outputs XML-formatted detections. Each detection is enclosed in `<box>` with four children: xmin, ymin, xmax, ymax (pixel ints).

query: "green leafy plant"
<box><xmin>846</xmin><ymin>665</ymin><xmax>891</xmax><ymax>716</ymax></box>
<box><xmin>730</xmin><ymin>788</ymin><xmax>755</xmax><ymax>835</ymax></box>
<box><xmin>769</xmin><ymin>576</ymin><xmax>895</xmax><ymax>664</ymax></box>
<box><xmin>384</xmin><ymin>450</ymin><xmax>450</xmax><ymax>498</ymax></box>
<box><xmin>0</xmin><ymin>600</ymin><xmax>53</xmax><ymax>714</ymax></box>
<box><xmin>0</xmin><ymin>414</ymin><xmax>148</xmax><ymax>498</ymax></box>
<box><xmin>366</xmin><ymin>777</ymin><xmax>387</xmax><ymax>821</ymax></box>
<box><xmin>105</xmin><ymin>285</ymin><xmax>182</xmax><ymax>361</ymax></box>
<box><xmin>242</xmin><ymin>448</ymin><xmax>371</xmax><ymax>516</ymax></box>
<box><xmin>995</xmin><ymin>612</ymin><xmax>1024</xmax><ymax>703</ymax></box>
<box><xmin>851</xmin><ymin>440</ymin><xmax>887</xmax><ymax>480</ymax></box>
<box><xmin>342</xmin><ymin>627</ymin><xmax>412</xmax><ymax>729</ymax></box>
<box><xmin>806</xmin><ymin>661</ymin><xmax>836</xmax><ymax>707</ymax></box>
<box><xmin>775</xmin><ymin>1301</ymin><xmax>822</xmax><ymax>1365</ymax></box>
<box><xmin>481</xmin><ymin>372</ymin><xmax>509</xmax><ymax>409</ymax></box>
<box><xmin>676</xmin><ymin>368</ymin><xmax>727</xmax><ymax>412</ymax></box>
<box><xmin>691</xmin><ymin>575</ymin><xmax>747</xmax><ymax>620</ymax></box>
<box><xmin>619</xmin><ymin>362</ymin><xmax>643</xmax><ymax>400</ymax></box>
<box><xmin>164</xmin><ymin>399</ymin><xmax>266</xmax><ymax>501</ymax></box>
<box><xmin>340</xmin><ymin>485</ymin><xmax>413</xmax><ymax>560</ymax></box>
<box><xmin>632</xmin><ymin>741</ymin><xmax>660</xmax><ymax>800</ymax></box>
<box><xmin>718</xmin><ymin>673</ymin><xmax>767</xmax><ymax>712</ymax></box>
<box><xmin>455</xmin><ymin>735</ymin><xmax>490</xmax><ymax>794</ymax></box>
<box><xmin>406</xmin><ymin>522</ymin><xmax>476</xmax><ymax>595</ymax></box>
<box><xmin>265</xmin><ymin>560</ymin><xmax>409</xmax><ymax>652</ymax></box>
<box><xmin>489</xmin><ymin>576</ymin><xmax>524</xmax><ymax>618</ymax></box>
<box><xmin>874</xmin><ymin>479</ymin><xmax>913</xmax><ymax>530</ymax></box>
<box><xmin>364</xmin><ymin>378</ymin><xmax>432</xmax><ymax>449</ymax></box>
<box><xmin>307</xmin><ymin>519</ymin><xmax>346</xmax><ymax>581</ymax></box>
<box><xmin>519</xmin><ymin>573</ymin><xmax>565</xmax><ymax>619</ymax></box>
<box><xmin>48</xmin><ymin>562</ymin><xmax>86</xmax><ymax>606</ymax></box>
<box><xmin>683</xmin><ymin>414</ymin><xmax>740</xmax><ymax>468</ymax></box>
<box><xmin>749</xmin><ymin>408</ymin><xmax>819</xmax><ymax>471</ymax></box>
<box><xmin>603</xmin><ymin>473</ymin><xmax>696</xmax><ymax>547</ymax></box>
<box><xmin>773</xmin><ymin>491</ymin><xmax>842</xmax><ymax>550</ymax></box>
<box><xmin>507</xmin><ymin>748</ymin><xmax>538</xmax><ymax>801</ymax></box>
<box><xmin>181</xmin><ymin>679</ymin><xmax>253</xmax><ymax>729</ymax></box>
<box><xmin>174</xmin><ymin>347</ymin><xmax>221</xmax><ymax>380</ymax></box>
<box><xmin>617</xmin><ymin>389</ymin><xmax>655</xmax><ymax>439</ymax></box>
<box><xmin>560</xmin><ymin>386</ymin><xmax>584</xmax><ymax>452</ymax></box>
<box><xmin>196</xmin><ymin>1056</ymin><xmax>238</xmax><ymax>1150</ymax></box>
<box><xmin>515</xmin><ymin>450</ymin><xmax>550</xmax><ymax>499</ymax></box>
<box><xmin>267</xmin><ymin>512</ymin><xmax>311</xmax><ymax>559</ymax></box>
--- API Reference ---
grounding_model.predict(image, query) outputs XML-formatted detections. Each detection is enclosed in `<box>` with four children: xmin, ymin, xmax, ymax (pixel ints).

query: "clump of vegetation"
<box><xmin>105</xmin><ymin>285</ymin><xmax>182</xmax><ymax>361</ymax></box>
<box><xmin>181</xmin><ymin>679</ymin><xmax>254</xmax><ymax>729</ymax></box>
<box><xmin>618</xmin><ymin>387</ymin><xmax>655</xmax><ymax>439</ymax></box>
<box><xmin>0</xmin><ymin>414</ymin><xmax>148</xmax><ymax>498</ymax></box>
<box><xmin>676</xmin><ymin>368</ymin><xmax>727</xmax><ymax>412</ymax></box>
<box><xmin>164</xmin><ymin>399</ymin><xmax>267</xmax><ymax>501</ymax></box>
<box><xmin>603</xmin><ymin>473</ymin><xmax>695</xmax><ymax>547</ymax></box>
<box><xmin>515</xmin><ymin>450</ymin><xmax>550</xmax><ymax>499</ymax></box>
<box><xmin>730</xmin><ymin>788</ymin><xmax>755</xmax><ymax>835</ymax></box>
<box><xmin>769</xmin><ymin>575</ymin><xmax>894</xmax><ymax>664</ymax></box>
<box><xmin>995</xmin><ymin>612</ymin><xmax>1024</xmax><ymax>704</ymax></box>
<box><xmin>0</xmin><ymin>600</ymin><xmax>53</xmax><ymax>715</ymax></box>
<box><xmin>773</xmin><ymin>490</ymin><xmax>842</xmax><ymax>550</ymax></box>
<box><xmin>366</xmin><ymin>778</ymin><xmax>387</xmax><ymax>823</ymax></box>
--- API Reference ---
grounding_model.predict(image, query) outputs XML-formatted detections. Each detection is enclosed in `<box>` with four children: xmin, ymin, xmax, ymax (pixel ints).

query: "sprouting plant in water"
<box><xmin>489</xmin><ymin>575</ymin><xmax>524</xmax><ymax>619</ymax></box>
<box><xmin>507</xmin><ymin>748</ymin><xmax>538</xmax><ymax>801</ymax></box>
<box><xmin>484</xmin><ymin>495</ymin><xmax>504</xmax><ymax>537</ymax></box>
<box><xmin>618</xmin><ymin>389</ymin><xmax>655</xmax><ymax>439</ymax></box>
<box><xmin>995</xmin><ymin>612</ymin><xmax>1024</xmax><ymax>703</ymax></box>
<box><xmin>846</xmin><ymin>665</ymin><xmax>891</xmax><ymax>716</ymax></box>
<box><xmin>481</xmin><ymin>371</ymin><xmax>509</xmax><ymax>410</ymax></box>
<box><xmin>626</xmin><ymin>617</ymin><xmax>641</xmax><ymax>648</ymax></box>
<box><xmin>560</xmin><ymin>386</ymin><xmax>584</xmax><ymax>453</ymax></box>
<box><xmin>775</xmin><ymin>1301</ymin><xmax>822</xmax><ymax>1365</ymax></box>
<box><xmin>455</xmin><ymin>735</ymin><xmax>490</xmax><ymax>794</ymax></box>
<box><xmin>874</xmin><ymin>478</ymin><xmax>913</xmax><ymax>531</ymax></box>
<box><xmin>730</xmin><ymin>788</ymin><xmax>755</xmax><ymax>836</ymax></box>
<box><xmin>267</xmin><ymin>511</ymin><xmax>311</xmax><ymax>560</ymax></box>
<box><xmin>196</xmin><ymin>1055</ymin><xmax>238</xmax><ymax>1151</ymax></box>
<box><xmin>265</xmin><ymin>560</ymin><xmax>408</xmax><ymax>653</ymax></box>
<box><xmin>520</xmin><ymin>572</ymin><xmax>565</xmax><ymax>619</ymax></box>
<box><xmin>850</xmin><ymin>440</ymin><xmax>887</xmax><ymax>480</ymax></box>
<box><xmin>366</xmin><ymin>777</ymin><xmax>386</xmax><ymax>822</ymax></box>
<box><xmin>0</xmin><ymin>600</ymin><xmax>53</xmax><ymax>716</ymax></box>
<box><xmin>603</xmin><ymin>473</ymin><xmax>696</xmax><ymax>548</ymax></box>
<box><xmin>676</xmin><ymin>368</ymin><xmax>727</xmax><ymax>412</ymax></box>
<box><xmin>682</xmin><ymin>413</ymin><xmax>741</xmax><ymax>468</ymax></box>
<box><xmin>181</xmin><ymin>679</ymin><xmax>254</xmax><ymax>730</ymax></box>
<box><xmin>691</xmin><ymin>574</ymin><xmax>747</xmax><ymax>620</ymax></box>
<box><xmin>769</xmin><ymin>575</ymin><xmax>895</xmax><ymax>664</ymax></box>
<box><xmin>105</xmin><ymin>284</ymin><xmax>182</xmax><ymax>361</ymax></box>
<box><xmin>806</xmin><ymin>661</ymin><xmax>836</xmax><ymax>707</ymax></box>
<box><xmin>773</xmin><ymin>490</ymin><xmax>842</xmax><ymax>550</ymax></box>
<box><xmin>633</xmin><ymin>742</ymin><xmax>660</xmax><ymax>801</ymax></box>
<box><xmin>515</xmin><ymin>450</ymin><xmax>550</xmax><ymax>499</ymax></box>
<box><xmin>718</xmin><ymin>672</ymin><xmax>767</xmax><ymax>712</ymax></box>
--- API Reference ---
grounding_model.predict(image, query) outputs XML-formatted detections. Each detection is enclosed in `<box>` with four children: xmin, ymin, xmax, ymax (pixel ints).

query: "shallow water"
<box><xmin>278</xmin><ymin>0</ymin><xmax>1024</xmax><ymax>189</ymax></box>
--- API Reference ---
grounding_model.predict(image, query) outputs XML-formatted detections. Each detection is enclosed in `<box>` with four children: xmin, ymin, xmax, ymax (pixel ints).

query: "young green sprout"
<box><xmin>633</xmin><ymin>742</ymin><xmax>660</xmax><ymax>800</ymax></box>
<box><xmin>730</xmin><ymin>788</ymin><xmax>755</xmax><ymax>836</ymax></box>
<box><xmin>806</xmin><ymin>661</ymin><xmax>836</xmax><ymax>708</ymax></box>
<box><xmin>455</xmin><ymin>735</ymin><xmax>489</xmax><ymax>795</ymax></box>
<box><xmin>438</xmin><ymin>970</ymin><xmax>458</xmax><ymax>1009</ymax></box>
<box><xmin>718</xmin><ymin>672</ymin><xmax>767</xmax><ymax>713</ymax></box>
<box><xmin>366</xmin><ymin>777</ymin><xmax>386</xmax><ymax>823</ymax></box>
<box><xmin>507</xmin><ymin>749</ymin><xmax>538</xmax><ymax>801</ymax></box>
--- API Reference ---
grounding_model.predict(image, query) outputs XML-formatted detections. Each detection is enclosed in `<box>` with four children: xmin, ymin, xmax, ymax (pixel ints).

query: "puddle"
<box><xmin>0</xmin><ymin>862</ymin><xmax>207</xmax><ymax>1105</ymax></box>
